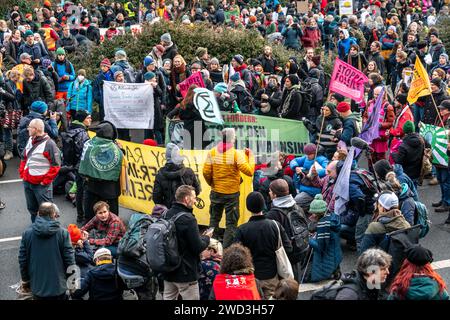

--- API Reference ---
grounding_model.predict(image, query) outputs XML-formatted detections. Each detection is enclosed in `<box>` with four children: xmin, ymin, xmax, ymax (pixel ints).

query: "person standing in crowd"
<box><xmin>19</xmin><ymin>119</ymin><xmax>61</xmax><ymax>223</ymax></box>
<box><xmin>335</xmin><ymin>101</ymin><xmax>362</xmax><ymax>147</ymax></box>
<box><xmin>203</xmin><ymin>128</ymin><xmax>254</xmax><ymax>248</ymax></box>
<box><xmin>369</xmin><ymin>41</ymin><xmax>386</xmax><ymax>75</ymax></box>
<box><xmin>21</xmin><ymin>66</ymin><xmax>54</xmax><ymax>110</ymax></box>
<box><xmin>257</xmin><ymin>46</ymin><xmax>279</xmax><ymax>75</ymax></box>
<box><xmin>57</xmin><ymin>25</ymin><xmax>78</xmax><ymax>54</ymax></box>
<box><xmin>170</xmin><ymin>54</ymin><xmax>191</xmax><ymax>104</ymax></box>
<box><xmin>81</xmin><ymin>201</ymin><xmax>126</xmax><ymax>257</ymax></box>
<box><xmin>18</xmin><ymin>30</ymin><xmax>46</xmax><ymax>69</ymax></box>
<box><xmin>160</xmin><ymin>33</ymin><xmax>178</xmax><ymax>61</ymax></box>
<box><xmin>389</xmin><ymin>244</ymin><xmax>449</xmax><ymax>300</ymax></box>
<box><xmin>278</xmin><ymin>74</ymin><xmax>304</xmax><ymax>120</ymax></box>
<box><xmin>79</xmin><ymin>121</ymin><xmax>124</xmax><ymax>222</ymax></box>
<box><xmin>52</xmin><ymin>47</ymin><xmax>75</xmax><ymax>102</ymax></box>
<box><xmin>66</xmin><ymin>69</ymin><xmax>93</xmax><ymax>117</ymax></box>
<box><xmin>337</xmin><ymin>29</ymin><xmax>357</xmax><ymax>60</ymax></box>
<box><xmin>19</xmin><ymin>202</ymin><xmax>75</xmax><ymax>300</ymax></box>
<box><xmin>163</xmin><ymin>185</ymin><xmax>212</xmax><ymax>300</ymax></box>
<box><xmin>210</xmin><ymin>243</ymin><xmax>263</xmax><ymax>300</ymax></box>
<box><xmin>231</xmin><ymin>54</ymin><xmax>253</xmax><ymax>92</ymax></box>
<box><xmin>235</xmin><ymin>191</ymin><xmax>292</xmax><ymax>299</ymax></box>
<box><xmin>345</xmin><ymin>44</ymin><xmax>368</xmax><ymax>72</ymax></box>
<box><xmin>153</xmin><ymin>143</ymin><xmax>201</xmax><ymax>209</ymax></box>
<box><xmin>92</xmin><ymin>58</ymin><xmax>113</xmax><ymax>121</ymax></box>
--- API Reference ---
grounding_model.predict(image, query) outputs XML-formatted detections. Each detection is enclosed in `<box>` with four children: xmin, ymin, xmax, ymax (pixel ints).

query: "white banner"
<box><xmin>339</xmin><ymin>0</ymin><xmax>353</xmax><ymax>16</ymax></box>
<box><xmin>193</xmin><ymin>88</ymin><xmax>224</xmax><ymax>125</ymax></box>
<box><xmin>104</xmin><ymin>81</ymin><xmax>154</xmax><ymax>129</ymax></box>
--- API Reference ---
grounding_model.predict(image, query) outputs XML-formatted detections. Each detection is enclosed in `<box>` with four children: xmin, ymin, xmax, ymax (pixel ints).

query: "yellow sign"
<box><xmin>116</xmin><ymin>138</ymin><xmax>253</xmax><ymax>227</ymax></box>
<box><xmin>407</xmin><ymin>58</ymin><xmax>432</xmax><ymax>104</ymax></box>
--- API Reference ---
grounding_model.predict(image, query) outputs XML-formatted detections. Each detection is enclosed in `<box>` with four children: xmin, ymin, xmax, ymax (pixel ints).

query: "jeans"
<box><xmin>23</xmin><ymin>181</ymin><xmax>53</xmax><ymax>223</ymax></box>
<box><xmin>163</xmin><ymin>281</ymin><xmax>200</xmax><ymax>300</ymax></box>
<box><xmin>436</xmin><ymin>167</ymin><xmax>450</xmax><ymax>206</ymax></box>
<box><xmin>412</xmin><ymin>104</ymin><xmax>424</xmax><ymax>131</ymax></box>
<box><xmin>2</xmin><ymin>128</ymin><xmax>13</xmax><ymax>152</ymax></box>
<box><xmin>356</xmin><ymin>213</ymin><xmax>373</xmax><ymax>254</ymax></box>
<box><xmin>209</xmin><ymin>191</ymin><xmax>240</xmax><ymax>248</ymax></box>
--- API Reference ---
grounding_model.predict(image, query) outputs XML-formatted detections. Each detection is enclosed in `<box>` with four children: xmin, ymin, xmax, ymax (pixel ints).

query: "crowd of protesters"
<box><xmin>1</xmin><ymin>0</ymin><xmax>450</xmax><ymax>301</ymax></box>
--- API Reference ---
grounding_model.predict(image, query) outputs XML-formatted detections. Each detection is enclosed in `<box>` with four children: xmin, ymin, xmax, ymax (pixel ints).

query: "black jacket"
<box><xmin>421</xmin><ymin>88</ymin><xmax>448</xmax><ymax>125</ymax></box>
<box><xmin>57</xmin><ymin>34</ymin><xmax>78</xmax><ymax>53</ymax></box>
<box><xmin>163</xmin><ymin>202</ymin><xmax>210</xmax><ymax>283</ymax></box>
<box><xmin>235</xmin><ymin>215</ymin><xmax>292</xmax><ymax>280</ymax></box>
<box><xmin>153</xmin><ymin>163</ymin><xmax>201</xmax><ymax>208</ymax></box>
<box><xmin>279</xmin><ymin>85</ymin><xmax>304</xmax><ymax>120</ymax></box>
<box><xmin>257</xmin><ymin>54</ymin><xmax>278</xmax><ymax>74</ymax></box>
<box><xmin>369</xmin><ymin>51</ymin><xmax>385</xmax><ymax>75</ymax></box>
<box><xmin>21</xmin><ymin>71</ymin><xmax>54</xmax><ymax>109</ymax></box>
<box><xmin>392</xmin><ymin>133</ymin><xmax>424</xmax><ymax>180</ymax></box>
<box><xmin>335</xmin><ymin>271</ymin><xmax>385</xmax><ymax>300</ymax></box>
<box><xmin>65</xmin><ymin>122</ymin><xmax>90</xmax><ymax>168</ymax></box>
<box><xmin>254</xmin><ymin>87</ymin><xmax>282</xmax><ymax>117</ymax></box>
<box><xmin>162</xmin><ymin>43</ymin><xmax>178</xmax><ymax>62</ymax></box>
<box><xmin>257</xmin><ymin>169</ymin><xmax>296</xmax><ymax>209</ymax></box>
<box><xmin>72</xmin><ymin>263</ymin><xmax>126</xmax><ymax>300</ymax></box>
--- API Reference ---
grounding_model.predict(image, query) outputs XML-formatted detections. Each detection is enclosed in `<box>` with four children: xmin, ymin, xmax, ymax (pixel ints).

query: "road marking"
<box><xmin>0</xmin><ymin>237</ymin><xmax>22</xmax><ymax>243</ymax></box>
<box><xmin>298</xmin><ymin>258</ymin><xmax>450</xmax><ymax>293</ymax></box>
<box><xmin>0</xmin><ymin>179</ymin><xmax>22</xmax><ymax>184</ymax></box>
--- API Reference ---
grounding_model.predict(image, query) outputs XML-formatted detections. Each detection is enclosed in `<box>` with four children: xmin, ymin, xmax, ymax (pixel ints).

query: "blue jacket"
<box><xmin>74</xmin><ymin>240</ymin><xmax>94</xmax><ymax>279</ymax></box>
<box><xmin>309</xmin><ymin>213</ymin><xmax>342</xmax><ymax>282</ymax></box>
<box><xmin>281</xmin><ymin>26</ymin><xmax>303</xmax><ymax>50</ymax></box>
<box><xmin>17</xmin><ymin>111</ymin><xmax>59</xmax><ymax>158</ymax></box>
<box><xmin>72</xmin><ymin>263</ymin><xmax>125</xmax><ymax>300</ymax></box>
<box><xmin>18</xmin><ymin>43</ymin><xmax>47</xmax><ymax>65</ymax></box>
<box><xmin>52</xmin><ymin>59</ymin><xmax>76</xmax><ymax>92</ymax></box>
<box><xmin>67</xmin><ymin>79</ymin><xmax>93</xmax><ymax>113</ymax></box>
<box><xmin>92</xmin><ymin>70</ymin><xmax>114</xmax><ymax>120</ymax></box>
<box><xmin>339</xmin><ymin>112</ymin><xmax>361</xmax><ymax>147</ymax></box>
<box><xmin>394</xmin><ymin>164</ymin><xmax>419</xmax><ymax>201</ymax></box>
<box><xmin>337</xmin><ymin>37</ymin><xmax>357</xmax><ymax>60</ymax></box>
<box><xmin>398</xmin><ymin>183</ymin><xmax>416</xmax><ymax>226</ymax></box>
<box><xmin>19</xmin><ymin>216</ymin><xmax>75</xmax><ymax>297</ymax></box>
<box><xmin>290</xmin><ymin>155</ymin><xmax>329</xmax><ymax>196</ymax></box>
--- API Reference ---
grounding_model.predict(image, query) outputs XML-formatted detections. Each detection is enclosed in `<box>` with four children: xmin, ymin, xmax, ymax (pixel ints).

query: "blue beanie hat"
<box><xmin>144</xmin><ymin>56</ymin><xmax>155</xmax><ymax>67</ymax></box>
<box><xmin>230</xmin><ymin>72</ymin><xmax>240</xmax><ymax>82</ymax></box>
<box><xmin>144</xmin><ymin>71</ymin><xmax>156</xmax><ymax>81</ymax></box>
<box><xmin>214</xmin><ymin>82</ymin><xmax>228</xmax><ymax>93</ymax></box>
<box><xmin>30</xmin><ymin>101</ymin><xmax>48</xmax><ymax>114</ymax></box>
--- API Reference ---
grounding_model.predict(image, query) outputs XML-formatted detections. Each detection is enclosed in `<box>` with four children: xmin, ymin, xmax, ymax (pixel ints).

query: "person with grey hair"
<box><xmin>203</xmin><ymin>127</ymin><xmax>255</xmax><ymax>248</ymax></box>
<box><xmin>20</xmin><ymin>118</ymin><xmax>61</xmax><ymax>223</ymax></box>
<box><xmin>335</xmin><ymin>248</ymin><xmax>392</xmax><ymax>300</ymax></box>
<box><xmin>18</xmin><ymin>202</ymin><xmax>75</xmax><ymax>300</ymax></box>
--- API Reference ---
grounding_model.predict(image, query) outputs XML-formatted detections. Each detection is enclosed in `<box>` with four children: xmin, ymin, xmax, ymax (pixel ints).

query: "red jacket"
<box><xmin>390</xmin><ymin>105</ymin><xmax>414</xmax><ymax>138</ymax></box>
<box><xmin>212</xmin><ymin>274</ymin><xmax>261</xmax><ymax>300</ymax></box>
<box><xmin>19</xmin><ymin>134</ymin><xmax>61</xmax><ymax>185</ymax></box>
<box><xmin>301</xmin><ymin>27</ymin><xmax>321</xmax><ymax>49</ymax></box>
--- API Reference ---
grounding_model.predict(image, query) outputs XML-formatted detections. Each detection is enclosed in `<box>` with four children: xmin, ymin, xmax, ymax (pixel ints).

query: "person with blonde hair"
<box><xmin>199</xmin><ymin>238</ymin><xmax>223</xmax><ymax>300</ymax></box>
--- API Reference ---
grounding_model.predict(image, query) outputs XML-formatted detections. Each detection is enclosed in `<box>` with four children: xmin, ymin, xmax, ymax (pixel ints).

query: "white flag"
<box><xmin>193</xmin><ymin>88</ymin><xmax>224</xmax><ymax>125</ymax></box>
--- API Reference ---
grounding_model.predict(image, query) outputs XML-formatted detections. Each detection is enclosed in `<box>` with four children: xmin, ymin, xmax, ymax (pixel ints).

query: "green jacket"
<box><xmin>388</xmin><ymin>276</ymin><xmax>450</xmax><ymax>300</ymax></box>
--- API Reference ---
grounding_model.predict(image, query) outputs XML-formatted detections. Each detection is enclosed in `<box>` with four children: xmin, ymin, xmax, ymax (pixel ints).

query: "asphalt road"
<box><xmin>1</xmin><ymin>156</ymin><xmax>450</xmax><ymax>300</ymax></box>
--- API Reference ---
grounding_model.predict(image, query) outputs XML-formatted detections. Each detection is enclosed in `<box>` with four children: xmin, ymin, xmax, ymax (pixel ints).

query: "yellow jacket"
<box><xmin>203</xmin><ymin>143</ymin><xmax>254</xmax><ymax>194</ymax></box>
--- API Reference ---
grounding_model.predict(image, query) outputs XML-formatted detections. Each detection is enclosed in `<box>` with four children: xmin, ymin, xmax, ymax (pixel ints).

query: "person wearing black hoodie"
<box><xmin>279</xmin><ymin>74</ymin><xmax>304</xmax><ymax>120</ymax></box>
<box><xmin>391</xmin><ymin>121</ymin><xmax>424</xmax><ymax>183</ymax></box>
<box><xmin>304</xmin><ymin>68</ymin><xmax>324</xmax><ymax>121</ymax></box>
<box><xmin>153</xmin><ymin>143</ymin><xmax>201</xmax><ymax>209</ymax></box>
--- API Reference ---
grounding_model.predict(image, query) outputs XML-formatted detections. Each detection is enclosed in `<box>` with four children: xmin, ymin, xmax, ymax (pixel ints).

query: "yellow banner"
<box><xmin>407</xmin><ymin>58</ymin><xmax>432</xmax><ymax>104</ymax></box>
<box><xmin>116</xmin><ymin>138</ymin><xmax>253</xmax><ymax>227</ymax></box>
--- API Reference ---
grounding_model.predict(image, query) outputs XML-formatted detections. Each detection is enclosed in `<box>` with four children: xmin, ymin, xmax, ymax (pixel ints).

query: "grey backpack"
<box><xmin>145</xmin><ymin>212</ymin><xmax>188</xmax><ymax>273</ymax></box>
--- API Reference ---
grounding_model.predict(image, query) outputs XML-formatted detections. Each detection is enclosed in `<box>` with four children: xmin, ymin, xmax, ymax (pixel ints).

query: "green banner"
<box><xmin>166</xmin><ymin>112</ymin><xmax>310</xmax><ymax>156</ymax></box>
<box><xmin>420</xmin><ymin>122</ymin><xmax>449</xmax><ymax>167</ymax></box>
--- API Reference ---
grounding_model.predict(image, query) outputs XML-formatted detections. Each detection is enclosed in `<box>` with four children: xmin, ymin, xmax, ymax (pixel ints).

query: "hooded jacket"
<box><xmin>52</xmin><ymin>58</ymin><xmax>76</xmax><ymax>92</ymax></box>
<box><xmin>308</xmin><ymin>105</ymin><xmax>342</xmax><ymax>159</ymax></box>
<box><xmin>67</xmin><ymin>79</ymin><xmax>93</xmax><ymax>113</ymax></box>
<box><xmin>21</xmin><ymin>71</ymin><xmax>54</xmax><ymax>109</ymax></box>
<box><xmin>19</xmin><ymin>216</ymin><xmax>75</xmax><ymax>297</ymax></box>
<box><xmin>398</xmin><ymin>183</ymin><xmax>416</xmax><ymax>225</ymax></box>
<box><xmin>281</xmin><ymin>24</ymin><xmax>302</xmax><ymax>49</ymax></box>
<box><xmin>153</xmin><ymin>163</ymin><xmax>201</xmax><ymax>208</ymax></box>
<box><xmin>392</xmin><ymin>132</ymin><xmax>424</xmax><ymax>180</ymax></box>
<box><xmin>290</xmin><ymin>155</ymin><xmax>329</xmax><ymax>196</ymax></box>
<box><xmin>336</xmin><ymin>112</ymin><xmax>362</xmax><ymax>147</ymax></box>
<box><xmin>203</xmin><ymin>142</ymin><xmax>254</xmax><ymax>194</ymax></box>
<box><xmin>337</xmin><ymin>30</ymin><xmax>358</xmax><ymax>59</ymax></box>
<box><xmin>279</xmin><ymin>84</ymin><xmax>304</xmax><ymax>120</ymax></box>
<box><xmin>301</xmin><ymin>26</ymin><xmax>321</xmax><ymax>48</ymax></box>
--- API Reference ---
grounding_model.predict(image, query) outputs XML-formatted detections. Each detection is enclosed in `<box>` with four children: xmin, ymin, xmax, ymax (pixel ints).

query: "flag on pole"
<box><xmin>333</xmin><ymin>146</ymin><xmax>356</xmax><ymax>215</ymax></box>
<box><xmin>407</xmin><ymin>58</ymin><xmax>431</xmax><ymax>104</ymax></box>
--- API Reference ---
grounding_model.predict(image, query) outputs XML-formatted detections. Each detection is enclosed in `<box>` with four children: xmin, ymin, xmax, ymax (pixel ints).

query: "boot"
<box><xmin>432</xmin><ymin>201</ymin><xmax>443</xmax><ymax>207</ymax></box>
<box><xmin>429</xmin><ymin>177</ymin><xmax>439</xmax><ymax>185</ymax></box>
<box><xmin>435</xmin><ymin>205</ymin><xmax>450</xmax><ymax>213</ymax></box>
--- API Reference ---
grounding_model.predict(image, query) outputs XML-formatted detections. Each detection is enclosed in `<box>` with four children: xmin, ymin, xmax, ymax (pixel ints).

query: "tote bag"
<box><xmin>272</xmin><ymin>220</ymin><xmax>294</xmax><ymax>279</ymax></box>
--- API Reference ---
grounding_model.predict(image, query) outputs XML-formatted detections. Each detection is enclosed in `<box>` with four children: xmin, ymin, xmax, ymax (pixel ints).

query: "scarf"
<box><xmin>279</xmin><ymin>84</ymin><xmax>300</xmax><ymax>117</ymax></box>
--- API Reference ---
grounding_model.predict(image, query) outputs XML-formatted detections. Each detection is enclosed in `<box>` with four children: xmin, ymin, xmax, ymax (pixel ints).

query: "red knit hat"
<box><xmin>143</xmin><ymin>139</ymin><xmax>158</xmax><ymax>147</ymax></box>
<box><xmin>68</xmin><ymin>224</ymin><xmax>82</xmax><ymax>244</ymax></box>
<box><xmin>336</xmin><ymin>102</ymin><xmax>351</xmax><ymax>113</ymax></box>
<box><xmin>100</xmin><ymin>58</ymin><xmax>111</xmax><ymax>67</ymax></box>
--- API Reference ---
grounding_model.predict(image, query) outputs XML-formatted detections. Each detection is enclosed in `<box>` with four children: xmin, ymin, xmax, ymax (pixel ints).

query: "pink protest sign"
<box><xmin>178</xmin><ymin>72</ymin><xmax>206</xmax><ymax>97</ymax></box>
<box><xmin>329</xmin><ymin>58</ymin><xmax>368</xmax><ymax>103</ymax></box>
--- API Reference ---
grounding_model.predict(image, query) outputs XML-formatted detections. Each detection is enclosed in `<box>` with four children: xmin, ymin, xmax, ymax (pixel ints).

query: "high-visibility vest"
<box><xmin>42</xmin><ymin>27</ymin><xmax>57</xmax><ymax>51</ymax></box>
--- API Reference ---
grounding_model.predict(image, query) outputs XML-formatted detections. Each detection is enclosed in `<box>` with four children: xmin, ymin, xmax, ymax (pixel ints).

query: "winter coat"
<box><xmin>74</xmin><ymin>240</ymin><xmax>94</xmax><ymax>279</ymax></box>
<box><xmin>257</xmin><ymin>169</ymin><xmax>296</xmax><ymax>209</ymax></box>
<box><xmin>53</xmin><ymin>59</ymin><xmax>76</xmax><ymax>93</ymax></box>
<box><xmin>257</xmin><ymin>55</ymin><xmax>278</xmax><ymax>74</ymax></box>
<box><xmin>163</xmin><ymin>202</ymin><xmax>210</xmax><ymax>283</ymax></box>
<box><xmin>21</xmin><ymin>71</ymin><xmax>54</xmax><ymax>109</ymax></box>
<box><xmin>58</xmin><ymin>34</ymin><xmax>78</xmax><ymax>53</ymax></box>
<box><xmin>337</xmin><ymin>37</ymin><xmax>358</xmax><ymax>60</ymax></box>
<box><xmin>359</xmin><ymin>209</ymin><xmax>411</xmax><ymax>253</ymax></box>
<box><xmin>3</xmin><ymin>39</ymin><xmax>21</xmax><ymax>66</ymax></box>
<box><xmin>397</xmin><ymin>183</ymin><xmax>416</xmax><ymax>225</ymax></box>
<box><xmin>388</xmin><ymin>276</ymin><xmax>450</xmax><ymax>300</ymax></box>
<box><xmin>363</xmin><ymin>100</ymin><xmax>395</xmax><ymax>153</ymax></box>
<box><xmin>92</xmin><ymin>70</ymin><xmax>114</xmax><ymax>120</ymax></box>
<box><xmin>19</xmin><ymin>216</ymin><xmax>75</xmax><ymax>297</ymax></box>
<box><xmin>392</xmin><ymin>133</ymin><xmax>424</xmax><ymax>180</ymax></box>
<box><xmin>281</xmin><ymin>25</ymin><xmax>303</xmax><ymax>50</ymax></box>
<box><xmin>380</xmin><ymin>34</ymin><xmax>397</xmax><ymax>50</ymax></box>
<box><xmin>309</xmin><ymin>213</ymin><xmax>342</xmax><ymax>282</ymax></box>
<box><xmin>233</xmin><ymin>64</ymin><xmax>253</xmax><ymax>92</ymax></box>
<box><xmin>390</xmin><ymin>105</ymin><xmax>414</xmax><ymax>139</ymax></box>
<box><xmin>301</xmin><ymin>27</ymin><xmax>321</xmax><ymax>49</ymax></box>
<box><xmin>420</xmin><ymin>88</ymin><xmax>449</xmax><ymax>125</ymax></box>
<box><xmin>65</xmin><ymin>121</ymin><xmax>90</xmax><ymax>169</ymax></box>
<box><xmin>345</xmin><ymin>52</ymin><xmax>368</xmax><ymax>71</ymax></box>
<box><xmin>429</xmin><ymin>41</ymin><xmax>446</xmax><ymax>70</ymax></box>
<box><xmin>72</xmin><ymin>263</ymin><xmax>126</xmax><ymax>300</ymax></box>
<box><xmin>337</xmin><ymin>112</ymin><xmax>362</xmax><ymax>147</ymax></box>
<box><xmin>161</xmin><ymin>43</ymin><xmax>179</xmax><ymax>62</ymax></box>
<box><xmin>394</xmin><ymin>164</ymin><xmax>419</xmax><ymax>201</ymax></box>
<box><xmin>253</xmin><ymin>86</ymin><xmax>282</xmax><ymax>117</ymax></box>
<box><xmin>203</xmin><ymin>142</ymin><xmax>254</xmax><ymax>194</ymax></box>
<box><xmin>110</xmin><ymin>60</ymin><xmax>135</xmax><ymax>82</ymax></box>
<box><xmin>266</xmin><ymin>195</ymin><xmax>307</xmax><ymax>263</ymax></box>
<box><xmin>290</xmin><ymin>155</ymin><xmax>329</xmax><ymax>196</ymax></box>
<box><xmin>235</xmin><ymin>214</ymin><xmax>293</xmax><ymax>280</ymax></box>
<box><xmin>369</xmin><ymin>51</ymin><xmax>386</xmax><ymax>75</ymax></box>
<box><xmin>305</xmin><ymin>110</ymin><xmax>342</xmax><ymax>159</ymax></box>
<box><xmin>336</xmin><ymin>271</ymin><xmax>384</xmax><ymax>300</ymax></box>
<box><xmin>279</xmin><ymin>85</ymin><xmax>304</xmax><ymax>120</ymax></box>
<box><xmin>153</xmin><ymin>163</ymin><xmax>201</xmax><ymax>208</ymax></box>
<box><xmin>304</xmin><ymin>77</ymin><xmax>323</xmax><ymax>118</ymax></box>
<box><xmin>67</xmin><ymin>79</ymin><xmax>93</xmax><ymax>113</ymax></box>
<box><xmin>18</xmin><ymin>42</ymin><xmax>47</xmax><ymax>67</ymax></box>
<box><xmin>1</xmin><ymin>79</ymin><xmax>20</xmax><ymax>111</ymax></box>
<box><xmin>17</xmin><ymin>111</ymin><xmax>58</xmax><ymax>157</ymax></box>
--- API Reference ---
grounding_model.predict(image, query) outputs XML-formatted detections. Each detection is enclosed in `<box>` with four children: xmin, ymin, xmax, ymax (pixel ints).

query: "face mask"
<box><xmin>268</xmin><ymin>82</ymin><xmax>276</xmax><ymax>89</ymax></box>
<box><xmin>78</xmin><ymin>75</ymin><xmax>85</xmax><ymax>82</ymax></box>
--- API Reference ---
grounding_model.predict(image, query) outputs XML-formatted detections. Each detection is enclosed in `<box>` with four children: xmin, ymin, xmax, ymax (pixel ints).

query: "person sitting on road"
<box><xmin>80</xmin><ymin>201</ymin><xmax>126</xmax><ymax>257</ymax></box>
<box><xmin>68</xmin><ymin>224</ymin><xmax>94</xmax><ymax>280</ymax></box>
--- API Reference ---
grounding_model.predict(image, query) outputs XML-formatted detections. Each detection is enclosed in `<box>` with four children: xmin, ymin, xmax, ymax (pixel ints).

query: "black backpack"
<box><xmin>60</xmin><ymin>129</ymin><xmax>84</xmax><ymax>167</ymax></box>
<box><xmin>353</xmin><ymin>168</ymin><xmax>379</xmax><ymax>195</ymax></box>
<box><xmin>272</xmin><ymin>205</ymin><xmax>310</xmax><ymax>254</ymax></box>
<box><xmin>310</xmin><ymin>279</ymin><xmax>360</xmax><ymax>300</ymax></box>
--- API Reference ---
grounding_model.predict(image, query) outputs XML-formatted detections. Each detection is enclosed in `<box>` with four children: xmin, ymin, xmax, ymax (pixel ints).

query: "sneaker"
<box><xmin>435</xmin><ymin>205</ymin><xmax>450</xmax><ymax>213</ymax></box>
<box><xmin>432</xmin><ymin>201</ymin><xmax>443</xmax><ymax>207</ymax></box>
<box><xmin>429</xmin><ymin>178</ymin><xmax>439</xmax><ymax>185</ymax></box>
<box><xmin>3</xmin><ymin>151</ymin><xmax>13</xmax><ymax>160</ymax></box>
